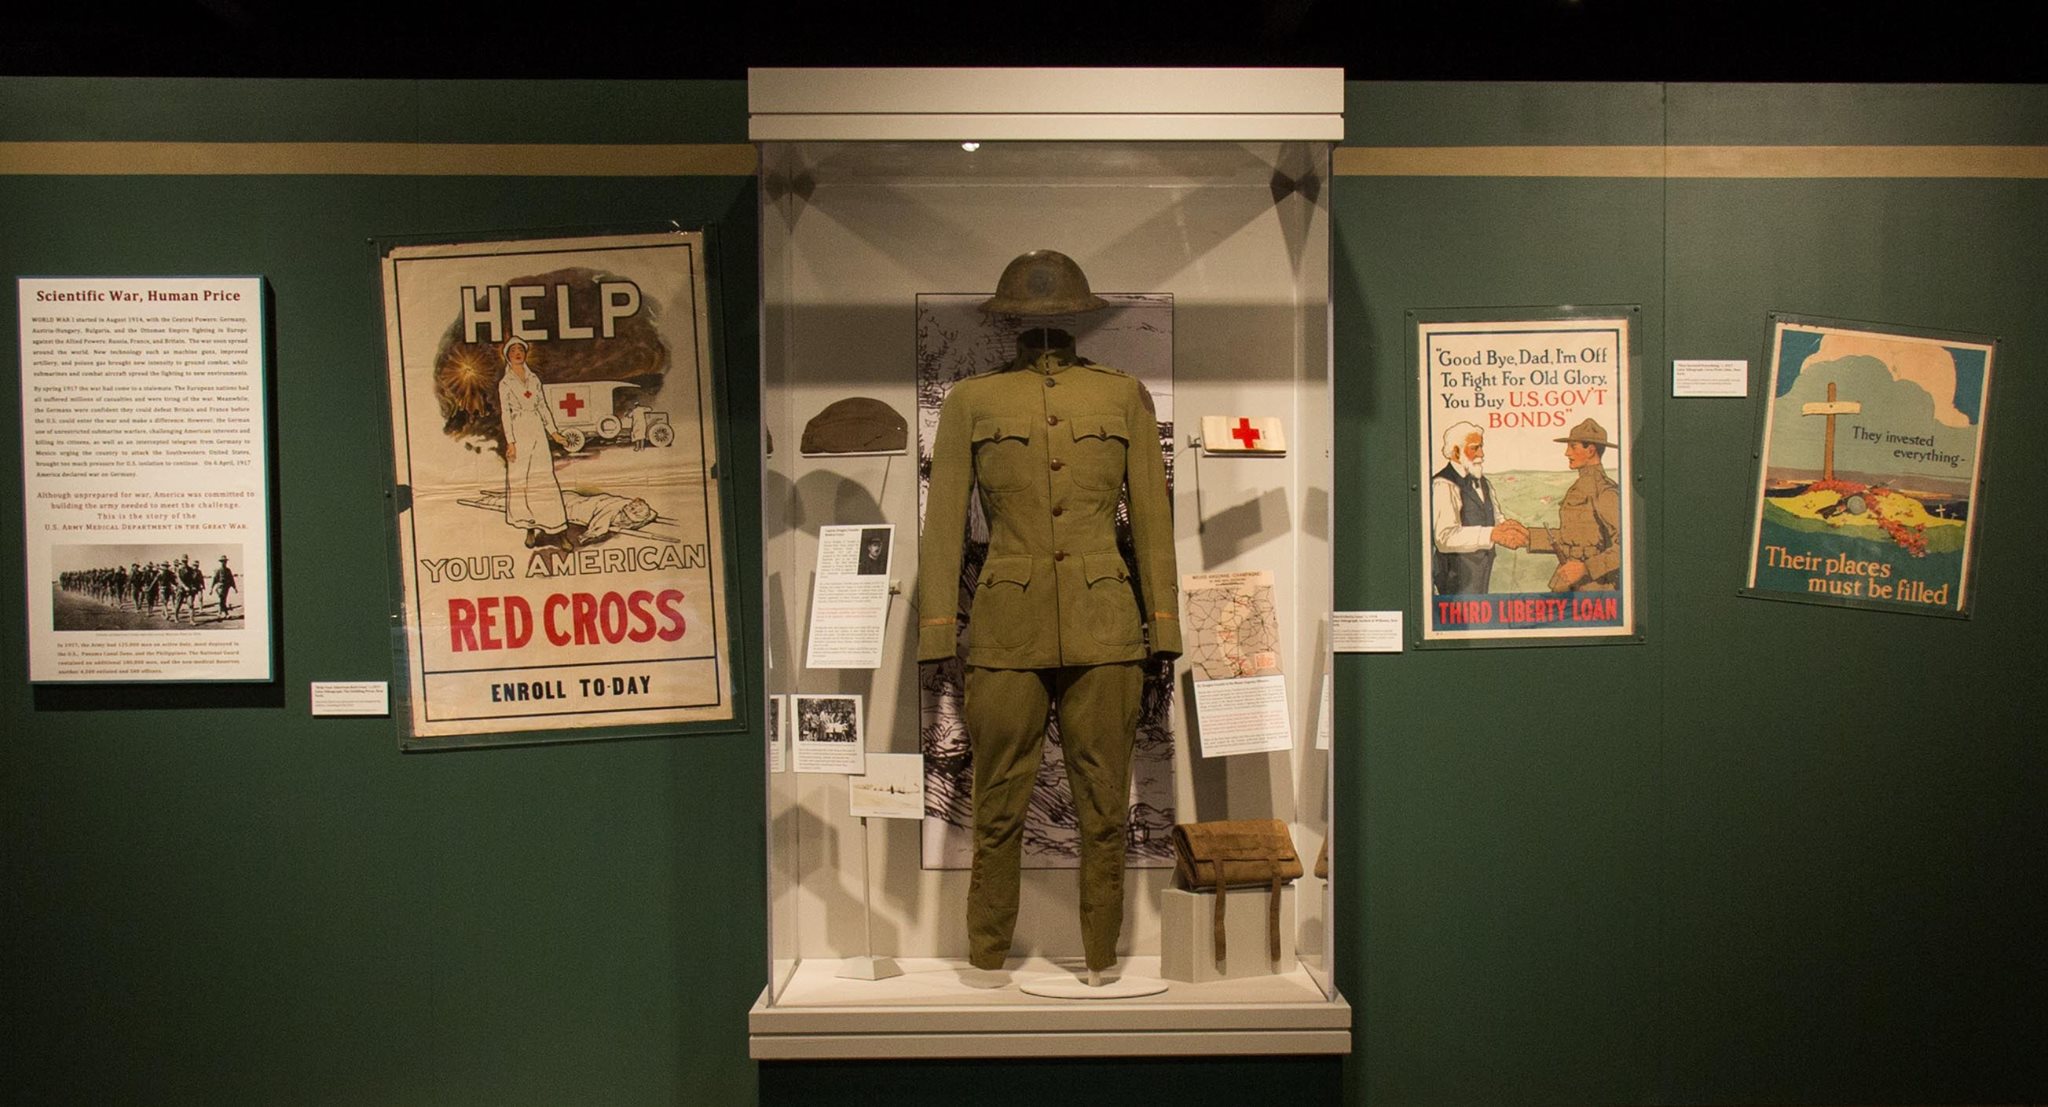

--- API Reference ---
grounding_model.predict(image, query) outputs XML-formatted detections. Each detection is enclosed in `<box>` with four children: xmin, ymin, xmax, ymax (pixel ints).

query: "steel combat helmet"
<box><xmin>980</xmin><ymin>250</ymin><xmax>1108</xmax><ymax>316</ymax></box>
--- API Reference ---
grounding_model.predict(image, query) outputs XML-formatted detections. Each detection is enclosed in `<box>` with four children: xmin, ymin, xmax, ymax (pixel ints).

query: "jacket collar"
<box><xmin>1014</xmin><ymin>326</ymin><xmax>1080</xmax><ymax>375</ymax></box>
<box><xmin>1016</xmin><ymin>349</ymin><xmax>1078</xmax><ymax>375</ymax></box>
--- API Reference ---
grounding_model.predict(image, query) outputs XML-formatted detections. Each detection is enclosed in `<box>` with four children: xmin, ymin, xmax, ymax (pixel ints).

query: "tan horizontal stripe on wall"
<box><xmin>1666</xmin><ymin>144</ymin><xmax>2048</xmax><ymax>178</ymax></box>
<box><xmin>1337</xmin><ymin>145</ymin><xmax>1667</xmax><ymax>177</ymax></box>
<box><xmin>5</xmin><ymin>142</ymin><xmax>2045</xmax><ymax>179</ymax></box>
<box><xmin>1336</xmin><ymin>145</ymin><xmax>2048</xmax><ymax>178</ymax></box>
<box><xmin>0</xmin><ymin>141</ymin><xmax>760</xmax><ymax>176</ymax></box>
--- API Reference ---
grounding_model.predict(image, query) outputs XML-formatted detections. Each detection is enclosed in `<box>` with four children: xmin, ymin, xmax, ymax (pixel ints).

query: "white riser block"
<box><xmin>1160</xmin><ymin>885</ymin><xmax>1297</xmax><ymax>983</ymax></box>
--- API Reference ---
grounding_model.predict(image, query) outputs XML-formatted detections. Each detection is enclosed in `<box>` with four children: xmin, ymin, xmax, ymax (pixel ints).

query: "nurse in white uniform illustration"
<box><xmin>497</xmin><ymin>338</ymin><xmax>569</xmax><ymax>549</ymax></box>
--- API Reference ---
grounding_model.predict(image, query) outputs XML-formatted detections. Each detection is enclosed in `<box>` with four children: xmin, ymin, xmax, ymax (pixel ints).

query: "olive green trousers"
<box><xmin>963</xmin><ymin>661</ymin><xmax>1144</xmax><ymax>971</ymax></box>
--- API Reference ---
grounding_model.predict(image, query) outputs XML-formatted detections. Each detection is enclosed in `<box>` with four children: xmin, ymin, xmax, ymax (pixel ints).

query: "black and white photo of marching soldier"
<box><xmin>49</xmin><ymin>544</ymin><xmax>246</xmax><ymax>631</ymax></box>
<box><xmin>796</xmin><ymin>694</ymin><xmax>862</xmax><ymax>743</ymax></box>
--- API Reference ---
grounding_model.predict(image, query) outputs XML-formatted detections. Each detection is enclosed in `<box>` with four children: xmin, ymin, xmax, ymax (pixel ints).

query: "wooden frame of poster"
<box><xmin>376</xmin><ymin>227</ymin><xmax>746</xmax><ymax>748</ymax></box>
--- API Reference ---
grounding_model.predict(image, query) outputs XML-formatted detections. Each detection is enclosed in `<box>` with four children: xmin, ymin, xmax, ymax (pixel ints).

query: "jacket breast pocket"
<box><xmin>972</xmin><ymin>418</ymin><xmax>1034</xmax><ymax>493</ymax></box>
<box><xmin>1081</xmin><ymin>551</ymin><xmax>1142</xmax><ymax>647</ymax></box>
<box><xmin>1068</xmin><ymin>413</ymin><xmax>1130</xmax><ymax>491</ymax></box>
<box><xmin>968</xmin><ymin>555</ymin><xmax>1033</xmax><ymax>649</ymax></box>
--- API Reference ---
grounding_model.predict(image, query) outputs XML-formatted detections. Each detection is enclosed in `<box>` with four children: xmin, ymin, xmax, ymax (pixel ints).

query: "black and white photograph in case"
<box><xmin>855</xmin><ymin>527</ymin><xmax>892</xmax><ymax>576</ymax></box>
<box><xmin>49</xmin><ymin>543</ymin><xmax>246</xmax><ymax>631</ymax></box>
<box><xmin>797</xmin><ymin>694</ymin><xmax>860</xmax><ymax>741</ymax></box>
<box><xmin>792</xmin><ymin>693</ymin><xmax>865</xmax><ymax>774</ymax></box>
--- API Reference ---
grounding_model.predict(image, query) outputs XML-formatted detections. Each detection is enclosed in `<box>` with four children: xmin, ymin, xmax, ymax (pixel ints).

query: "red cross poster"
<box><xmin>1743</xmin><ymin>315</ymin><xmax>1996</xmax><ymax>617</ymax></box>
<box><xmin>379</xmin><ymin>231</ymin><xmax>737</xmax><ymax>745</ymax></box>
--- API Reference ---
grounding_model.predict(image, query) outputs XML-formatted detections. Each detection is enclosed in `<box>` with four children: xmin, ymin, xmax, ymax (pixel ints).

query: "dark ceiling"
<box><xmin>3</xmin><ymin>0</ymin><xmax>2039</xmax><ymax>82</ymax></box>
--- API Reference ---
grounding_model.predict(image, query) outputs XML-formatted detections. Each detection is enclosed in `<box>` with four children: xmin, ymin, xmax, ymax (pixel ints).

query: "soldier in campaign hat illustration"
<box><xmin>1524</xmin><ymin>417</ymin><xmax>1622</xmax><ymax>592</ymax></box>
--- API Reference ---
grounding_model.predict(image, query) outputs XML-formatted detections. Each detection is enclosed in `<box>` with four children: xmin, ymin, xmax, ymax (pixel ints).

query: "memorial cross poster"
<box><xmin>1744</xmin><ymin>316</ymin><xmax>1995</xmax><ymax>616</ymax></box>
<box><xmin>1415</xmin><ymin>313</ymin><xmax>1637</xmax><ymax>644</ymax></box>
<box><xmin>380</xmin><ymin>231</ymin><xmax>735</xmax><ymax>743</ymax></box>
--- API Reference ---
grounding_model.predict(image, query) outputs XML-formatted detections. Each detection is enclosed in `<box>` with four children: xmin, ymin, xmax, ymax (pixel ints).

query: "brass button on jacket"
<box><xmin>918</xmin><ymin>348</ymin><xmax>1180</xmax><ymax>668</ymax></box>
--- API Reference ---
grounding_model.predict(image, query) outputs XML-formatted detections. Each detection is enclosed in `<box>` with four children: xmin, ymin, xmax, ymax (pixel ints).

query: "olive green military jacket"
<box><xmin>916</xmin><ymin>350</ymin><xmax>1181</xmax><ymax>668</ymax></box>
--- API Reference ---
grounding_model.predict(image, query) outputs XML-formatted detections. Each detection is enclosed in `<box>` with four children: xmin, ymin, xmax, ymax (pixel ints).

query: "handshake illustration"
<box><xmin>1490</xmin><ymin>517</ymin><xmax>1530</xmax><ymax>550</ymax></box>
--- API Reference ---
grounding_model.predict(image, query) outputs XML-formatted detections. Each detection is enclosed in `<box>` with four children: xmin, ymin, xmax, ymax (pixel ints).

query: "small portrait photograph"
<box><xmin>50</xmin><ymin>543</ymin><xmax>246</xmax><ymax>631</ymax></box>
<box><xmin>855</xmin><ymin>526</ymin><xmax>893</xmax><ymax>576</ymax></box>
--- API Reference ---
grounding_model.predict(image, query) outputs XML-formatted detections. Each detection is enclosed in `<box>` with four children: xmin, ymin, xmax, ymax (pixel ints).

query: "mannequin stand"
<box><xmin>1018</xmin><ymin>965</ymin><xmax>1168</xmax><ymax>1000</ymax></box>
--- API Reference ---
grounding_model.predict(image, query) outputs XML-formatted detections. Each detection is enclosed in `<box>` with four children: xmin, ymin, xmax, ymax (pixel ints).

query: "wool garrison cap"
<box><xmin>801</xmin><ymin>397</ymin><xmax>908</xmax><ymax>455</ymax></box>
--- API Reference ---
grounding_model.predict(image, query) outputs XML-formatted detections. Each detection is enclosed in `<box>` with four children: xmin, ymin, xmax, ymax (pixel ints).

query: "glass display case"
<box><xmin>748</xmin><ymin>68</ymin><xmax>1348</xmax><ymax>1058</ymax></box>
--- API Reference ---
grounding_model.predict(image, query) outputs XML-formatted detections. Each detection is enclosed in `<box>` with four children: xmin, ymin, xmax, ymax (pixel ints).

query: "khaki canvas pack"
<box><xmin>1170</xmin><ymin>819</ymin><xmax>1303</xmax><ymax>966</ymax></box>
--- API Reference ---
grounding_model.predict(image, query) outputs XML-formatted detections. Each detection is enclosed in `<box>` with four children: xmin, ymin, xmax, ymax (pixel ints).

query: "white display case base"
<box><xmin>835</xmin><ymin>955</ymin><xmax>902</xmax><ymax>981</ymax></box>
<box><xmin>750</xmin><ymin>955</ymin><xmax>1349</xmax><ymax>1059</ymax></box>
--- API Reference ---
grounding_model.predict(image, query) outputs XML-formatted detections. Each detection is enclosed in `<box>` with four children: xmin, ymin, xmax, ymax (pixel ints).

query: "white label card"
<box><xmin>311</xmin><ymin>681</ymin><xmax>389</xmax><ymax>716</ymax></box>
<box><xmin>1672</xmin><ymin>359</ymin><xmax>1749</xmax><ymax>398</ymax></box>
<box><xmin>1191</xmin><ymin>674</ymin><xmax>1293</xmax><ymax>757</ymax></box>
<box><xmin>1331</xmin><ymin>610</ymin><xmax>1402</xmax><ymax>653</ymax></box>
<box><xmin>804</xmin><ymin>524</ymin><xmax>894</xmax><ymax>669</ymax></box>
<box><xmin>1315</xmin><ymin>673</ymin><xmax>1333</xmax><ymax>751</ymax></box>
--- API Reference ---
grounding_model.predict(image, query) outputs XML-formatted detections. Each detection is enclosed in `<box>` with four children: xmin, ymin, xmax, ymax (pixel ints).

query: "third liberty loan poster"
<box><xmin>1416</xmin><ymin>312</ymin><xmax>1636</xmax><ymax>644</ymax></box>
<box><xmin>381</xmin><ymin>231</ymin><xmax>735</xmax><ymax>744</ymax></box>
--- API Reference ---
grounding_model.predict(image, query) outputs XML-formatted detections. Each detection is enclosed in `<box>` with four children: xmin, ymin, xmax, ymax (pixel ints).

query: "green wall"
<box><xmin>1</xmin><ymin>79</ymin><xmax>768</xmax><ymax>1106</ymax></box>
<box><xmin>1340</xmin><ymin>82</ymin><xmax>2047</xmax><ymax>1106</ymax></box>
<box><xmin>4</xmin><ymin>78</ymin><xmax>2043</xmax><ymax>1105</ymax></box>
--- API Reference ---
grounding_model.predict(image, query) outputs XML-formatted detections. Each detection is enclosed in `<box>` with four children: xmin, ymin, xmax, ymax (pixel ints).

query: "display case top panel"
<box><xmin>748</xmin><ymin>67</ymin><xmax>1343</xmax><ymax>142</ymax></box>
<box><xmin>766</xmin><ymin>138</ymin><xmax>1324</xmax><ymax>188</ymax></box>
